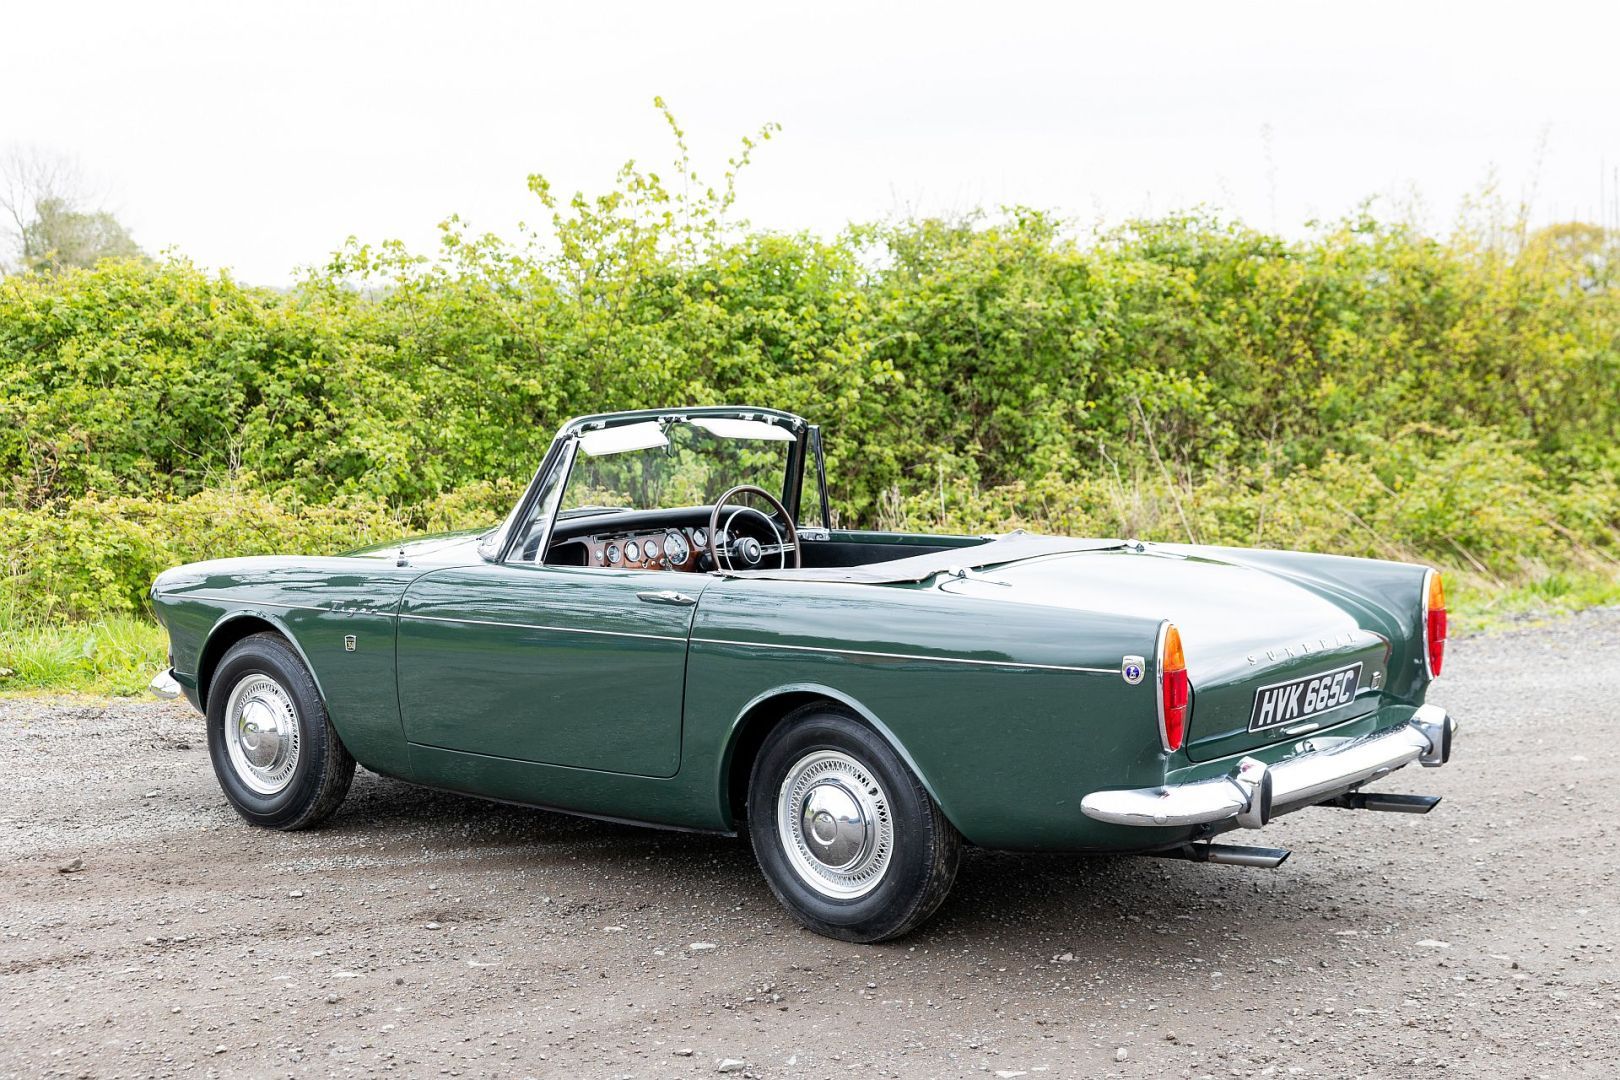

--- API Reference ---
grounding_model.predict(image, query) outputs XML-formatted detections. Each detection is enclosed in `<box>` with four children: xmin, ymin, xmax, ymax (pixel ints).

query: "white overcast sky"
<box><xmin>6</xmin><ymin>0</ymin><xmax>1618</xmax><ymax>285</ymax></box>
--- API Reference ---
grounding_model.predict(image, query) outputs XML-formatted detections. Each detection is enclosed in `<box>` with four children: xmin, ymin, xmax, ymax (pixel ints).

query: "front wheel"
<box><xmin>206</xmin><ymin>632</ymin><xmax>355</xmax><ymax>830</ymax></box>
<box><xmin>747</xmin><ymin>706</ymin><xmax>962</xmax><ymax>942</ymax></box>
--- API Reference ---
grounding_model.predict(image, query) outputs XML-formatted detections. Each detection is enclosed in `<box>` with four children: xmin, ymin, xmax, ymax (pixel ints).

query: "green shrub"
<box><xmin>885</xmin><ymin>428</ymin><xmax>1620</xmax><ymax>580</ymax></box>
<box><xmin>0</xmin><ymin>482</ymin><xmax>518</xmax><ymax>622</ymax></box>
<box><xmin>1</xmin><ymin>126</ymin><xmax>1617</xmax><ymax>649</ymax></box>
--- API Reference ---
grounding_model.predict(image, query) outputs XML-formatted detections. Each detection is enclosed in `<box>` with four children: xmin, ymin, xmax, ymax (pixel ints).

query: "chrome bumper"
<box><xmin>1081</xmin><ymin>704</ymin><xmax>1457</xmax><ymax>829</ymax></box>
<box><xmin>148</xmin><ymin>668</ymin><xmax>182</xmax><ymax>700</ymax></box>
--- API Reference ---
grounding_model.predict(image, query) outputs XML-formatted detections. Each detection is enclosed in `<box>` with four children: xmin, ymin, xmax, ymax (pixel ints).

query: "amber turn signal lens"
<box><xmin>1159</xmin><ymin>624</ymin><xmax>1189</xmax><ymax>753</ymax></box>
<box><xmin>1424</xmin><ymin>570</ymin><xmax>1447</xmax><ymax>678</ymax></box>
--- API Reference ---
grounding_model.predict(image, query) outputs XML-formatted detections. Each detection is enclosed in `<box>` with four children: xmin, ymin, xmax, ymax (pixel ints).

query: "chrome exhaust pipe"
<box><xmin>1160</xmin><ymin>842</ymin><xmax>1291</xmax><ymax>869</ymax></box>
<box><xmin>1326</xmin><ymin>792</ymin><xmax>1441</xmax><ymax>814</ymax></box>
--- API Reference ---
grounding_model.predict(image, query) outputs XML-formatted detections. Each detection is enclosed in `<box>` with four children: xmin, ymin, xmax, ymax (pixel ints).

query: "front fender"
<box><xmin>152</xmin><ymin>586</ymin><xmax>409</xmax><ymax>777</ymax></box>
<box><xmin>195</xmin><ymin>607</ymin><xmax>329</xmax><ymax>711</ymax></box>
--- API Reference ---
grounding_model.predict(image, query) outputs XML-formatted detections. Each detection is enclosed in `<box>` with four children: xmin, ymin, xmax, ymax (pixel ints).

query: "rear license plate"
<box><xmin>1249</xmin><ymin>662</ymin><xmax>1363</xmax><ymax>732</ymax></box>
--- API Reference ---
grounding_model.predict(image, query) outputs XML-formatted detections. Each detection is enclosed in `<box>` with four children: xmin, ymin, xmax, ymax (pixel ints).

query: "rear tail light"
<box><xmin>1423</xmin><ymin>570</ymin><xmax>1447</xmax><ymax>678</ymax></box>
<box><xmin>1158</xmin><ymin>622</ymin><xmax>1190</xmax><ymax>753</ymax></box>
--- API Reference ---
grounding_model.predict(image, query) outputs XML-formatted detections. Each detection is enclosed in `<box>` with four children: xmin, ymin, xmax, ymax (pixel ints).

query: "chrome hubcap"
<box><xmin>776</xmin><ymin>750</ymin><xmax>893</xmax><ymax>899</ymax></box>
<box><xmin>223</xmin><ymin>673</ymin><xmax>300</xmax><ymax>795</ymax></box>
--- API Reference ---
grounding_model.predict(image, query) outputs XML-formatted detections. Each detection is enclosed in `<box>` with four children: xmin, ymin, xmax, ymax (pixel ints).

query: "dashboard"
<box><xmin>579</xmin><ymin>526</ymin><xmax>714</xmax><ymax>571</ymax></box>
<box><xmin>545</xmin><ymin>506</ymin><xmax>783</xmax><ymax>572</ymax></box>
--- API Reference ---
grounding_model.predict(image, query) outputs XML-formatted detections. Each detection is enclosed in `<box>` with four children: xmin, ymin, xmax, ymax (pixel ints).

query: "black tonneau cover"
<box><xmin>720</xmin><ymin>532</ymin><xmax>1127</xmax><ymax>584</ymax></box>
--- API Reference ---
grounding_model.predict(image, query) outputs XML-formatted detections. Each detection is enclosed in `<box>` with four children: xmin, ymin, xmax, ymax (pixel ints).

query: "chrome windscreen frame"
<box><xmin>482</xmin><ymin>406</ymin><xmax>813</xmax><ymax>566</ymax></box>
<box><xmin>481</xmin><ymin>428</ymin><xmax>577</xmax><ymax>564</ymax></box>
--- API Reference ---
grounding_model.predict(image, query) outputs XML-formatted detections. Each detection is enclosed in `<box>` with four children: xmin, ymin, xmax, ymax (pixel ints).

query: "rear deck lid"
<box><xmin>975</xmin><ymin>548</ymin><xmax>1393</xmax><ymax>762</ymax></box>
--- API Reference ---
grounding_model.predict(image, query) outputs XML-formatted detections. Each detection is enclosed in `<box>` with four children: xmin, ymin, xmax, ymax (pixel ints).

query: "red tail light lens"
<box><xmin>1423</xmin><ymin>570</ymin><xmax>1447</xmax><ymax>678</ymax></box>
<box><xmin>1159</xmin><ymin>623</ymin><xmax>1189</xmax><ymax>753</ymax></box>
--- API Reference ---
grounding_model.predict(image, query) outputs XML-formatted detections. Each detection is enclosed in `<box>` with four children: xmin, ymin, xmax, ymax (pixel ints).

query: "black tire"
<box><xmin>746</xmin><ymin>705</ymin><xmax>961</xmax><ymax>943</ymax></box>
<box><xmin>206</xmin><ymin>632</ymin><xmax>355</xmax><ymax>830</ymax></box>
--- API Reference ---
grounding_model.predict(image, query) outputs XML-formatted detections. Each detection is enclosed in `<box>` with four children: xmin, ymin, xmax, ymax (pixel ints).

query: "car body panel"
<box><xmin>151</xmin><ymin>556</ymin><xmax>420</xmax><ymax>776</ymax></box>
<box><xmin>961</xmin><ymin>548</ymin><xmax>1406</xmax><ymax>762</ymax></box>
<box><xmin>683</xmin><ymin>575</ymin><xmax>1164</xmax><ymax>848</ymax></box>
<box><xmin>397</xmin><ymin>563</ymin><xmax>707</xmax><ymax>777</ymax></box>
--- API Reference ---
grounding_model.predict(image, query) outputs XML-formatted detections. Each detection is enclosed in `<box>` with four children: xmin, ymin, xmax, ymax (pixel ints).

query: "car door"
<box><xmin>395</xmin><ymin>562</ymin><xmax>705</xmax><ymax>778</ymax></box>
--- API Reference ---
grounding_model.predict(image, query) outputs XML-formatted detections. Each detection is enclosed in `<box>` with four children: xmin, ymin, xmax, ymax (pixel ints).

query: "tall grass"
<box><xmin>0</xmin><ymin>607</ymin><xmax>168</xmax><ymax>697</ymax></box>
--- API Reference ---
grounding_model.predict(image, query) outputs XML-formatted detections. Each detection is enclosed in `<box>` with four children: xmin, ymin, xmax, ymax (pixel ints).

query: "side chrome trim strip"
<box><xmin>172</xmin><ymin>594</ymin><xmax>303</xmax><ymax>611</ymax></box>
<box><xmin>691</xmin><ymin>636</ymin><xmax>1114</xmax><ymax>674</ymax></box>
<box><xmin>397</xmin><ymin>612</ymin><xmax>687</xmax><ymax>643</ymax></box>
<box><xmin>171</xmin><ymin>595</ymin><xmax>1111</xmax><ymax>670</ymax></box>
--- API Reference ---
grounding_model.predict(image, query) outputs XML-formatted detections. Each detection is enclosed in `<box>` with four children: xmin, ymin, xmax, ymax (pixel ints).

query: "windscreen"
<box><xmin>560</xmin><ymin>420</ymin><xmax>793</xmax><ymax>516</ymax></box>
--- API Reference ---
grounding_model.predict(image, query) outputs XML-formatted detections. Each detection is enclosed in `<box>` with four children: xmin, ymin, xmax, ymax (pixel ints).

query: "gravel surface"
<box><xmin>3</xmin><ymin>609</ymin><xmax>1618</xmax><ymax>1078</ymax></box>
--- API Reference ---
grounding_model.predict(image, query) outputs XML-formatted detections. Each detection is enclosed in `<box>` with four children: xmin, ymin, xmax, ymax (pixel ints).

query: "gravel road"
<box><xmin>4</xmin><ymin>610</ymin><xmax>1618</xmax><ymax>1079</ymax></box>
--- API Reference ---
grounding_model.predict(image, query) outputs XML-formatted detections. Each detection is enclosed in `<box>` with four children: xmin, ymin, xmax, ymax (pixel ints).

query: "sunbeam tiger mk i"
<box><xmin>149</xmin><ymin>406</ymin><xmax>1459</xmax><ymax>942</ymax></box>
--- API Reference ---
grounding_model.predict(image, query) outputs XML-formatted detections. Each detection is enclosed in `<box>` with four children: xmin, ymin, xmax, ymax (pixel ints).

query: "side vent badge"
<box><xmin>1121</xmin><ymin>655</ymin><xmax>1145</xmax><ymax>685</ymax></box>
<box><xmin>344</xmin><ymin>635</ymin><xmax>357</xmax><ymax>652</ymax></box>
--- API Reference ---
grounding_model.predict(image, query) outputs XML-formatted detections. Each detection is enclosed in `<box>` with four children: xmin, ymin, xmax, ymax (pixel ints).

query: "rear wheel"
<box><xmin>206</xmin><ymin>632</ymin><xmax>354</xmax><ymax>830</ymax></box>
<box><xmin>747</xmin><ymin>705</ymin><xmax>961</xmax><ymax>942</ymax></box>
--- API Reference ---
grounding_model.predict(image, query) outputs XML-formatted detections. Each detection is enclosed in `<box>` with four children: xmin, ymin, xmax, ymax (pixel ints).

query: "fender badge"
<box><xmin>1121</xmin><ymin>655</ymin><xmax>1146</xmax><ymax>685</ymax></box>
<box><xmin>344</xmin><ymin>635</ymin><xmax>357</xmax><ymax>652</ymax></box>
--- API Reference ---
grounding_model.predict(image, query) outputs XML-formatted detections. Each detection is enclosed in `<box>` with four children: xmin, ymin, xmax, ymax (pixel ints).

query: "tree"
<box><xmin>1</xmin><ymin>146</ymin><xmax>144</xmax><ymax>273</ymax></box>
<box><xmin>1524</xmin><ymin>221</ymin><xmax>1616</xmax><ymax>292</ymax></box>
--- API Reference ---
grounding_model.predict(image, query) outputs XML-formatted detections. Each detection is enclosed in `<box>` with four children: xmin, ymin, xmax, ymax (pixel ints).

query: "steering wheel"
<box><xmin>707</xmin><ymin>485</ymin><xmax>801</xmax><ymax>571</ymax></box>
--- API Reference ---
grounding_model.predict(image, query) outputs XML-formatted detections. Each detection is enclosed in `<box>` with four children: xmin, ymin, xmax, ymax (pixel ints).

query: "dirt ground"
<box><xmin>3</xmin><ymin>610</ymin><xmax>1617</xmax><ymax>1079</ymax></box>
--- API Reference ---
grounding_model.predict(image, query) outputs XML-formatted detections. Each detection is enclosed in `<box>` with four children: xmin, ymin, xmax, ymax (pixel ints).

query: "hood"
<box><xmin>342</xmin><ymin>528</ymin><xmax>491</xmax><ymax>566</ymax></box>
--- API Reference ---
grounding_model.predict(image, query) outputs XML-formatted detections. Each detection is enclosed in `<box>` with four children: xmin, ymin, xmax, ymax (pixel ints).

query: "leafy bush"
<box><xmin>1</xmin><ymin>112</ymin><xmax>1616</xmax><ymax>650</ymax></box>
<box><xmin>0</xmin><ymin>482</ymin><xmax>517</xmax><ymax>621</ymax></box>
<box><xmin>885</xmin><ymin>428</ymin><xmax>1619</xmax><ymax>572</ymax></box>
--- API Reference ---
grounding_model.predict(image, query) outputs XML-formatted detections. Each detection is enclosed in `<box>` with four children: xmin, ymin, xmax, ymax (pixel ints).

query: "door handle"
<box><xmin>637</xmin><ymin>589</ymin><xmax>697</xmax><ymax>606</ymax></box>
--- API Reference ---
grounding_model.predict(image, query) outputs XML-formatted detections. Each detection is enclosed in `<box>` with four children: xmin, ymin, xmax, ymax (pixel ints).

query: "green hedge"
<box><xmin>0</xmin><ymin>482</ymin><xmax>517</xmax><ymax>622</ymax></box>
<box><xmin>890</xmin><ymin>427</ymin><xmax>1619</xmax><ymax>566</ymax></box>
<box><xmin>1</xmin><ymin>147</ymin><xmax>1617</xmax><ymax>625</ymax></box>
<box><xmin>3</xmin><ymin>427</ymin><xmax>1613</xmax><ymax>624</ymax></box>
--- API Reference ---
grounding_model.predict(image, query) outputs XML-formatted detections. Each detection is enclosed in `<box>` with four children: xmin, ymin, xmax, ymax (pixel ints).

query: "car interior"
<box><xmin>501</xmin><ymin>414</ymin><xmax>994</xmax><ymax>576</ymax></box>
<box><xmin>539</xmin><ymin>505</ymin><xmax>984</xmax><ymax>574</ymax></box>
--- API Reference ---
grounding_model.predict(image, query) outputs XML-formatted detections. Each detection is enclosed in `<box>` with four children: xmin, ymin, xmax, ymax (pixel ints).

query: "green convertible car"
<box><xmin>150</xmin><ymin>405</ymin><xmax>1458</xmax><ymax>942</ymax></box>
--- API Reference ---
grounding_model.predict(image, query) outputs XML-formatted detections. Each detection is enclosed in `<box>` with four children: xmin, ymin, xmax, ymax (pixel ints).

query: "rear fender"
<box><xmin>719</xmin><ymin>682</ymin><xmax>953</xmax><ymax>833</ymax></box>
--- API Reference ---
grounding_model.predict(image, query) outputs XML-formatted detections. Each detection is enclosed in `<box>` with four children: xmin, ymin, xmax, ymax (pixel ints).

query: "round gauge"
<box><xmin>605</xmin><ymin>542</ymin><xmax>620</xmax><ymax>564</ymax></box>
<box><xmin>624</xmin><ymin>540</ymin><xmax>640</xmax><ymax>562</ymax></box>
<box><xmin>663</xmin><ymin>531</ymin><xmax>689</xmax><ymax>563</ymax></box>
<box><xmin>692</xmin><ymin>527</ymin><xmax>707</xmax><ymax>549</ymax></box>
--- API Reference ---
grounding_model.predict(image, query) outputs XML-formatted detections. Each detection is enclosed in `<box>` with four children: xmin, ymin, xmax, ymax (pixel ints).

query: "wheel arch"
<box><xmin>719</xmin><ymin>683</ymin><xmax>955</xmax><ymax>833</ymax></box>
<box><xmin>197</xmin><ymin>610</ymin><xmax>328</xmax><ymax>712</ymax></box>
